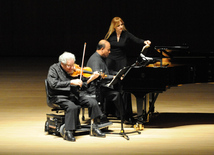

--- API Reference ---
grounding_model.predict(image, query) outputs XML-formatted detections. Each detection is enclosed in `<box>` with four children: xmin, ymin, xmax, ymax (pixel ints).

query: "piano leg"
<box><xmin>134</xmin><ymin>92</ymin><xmax>160</xmax><ymax>123</ymax></box>
<box><xmin>133</xmin><ymin>93</ymin><xmax>150</xmax><ymax>130</ymax></box>
<box><xmin>136</xmin><ymin>95</ymin><xmax>144</xmax><ymax>120</ymax></box>
<box><xmin>145</xmin><ymin>93</ymin><xmax>150</xmax><ymax>122</ymax></box>
<box><xmin>149</xmin><ymin>92</ymin><xmax>159</xmax><ymax>113</ymax></box>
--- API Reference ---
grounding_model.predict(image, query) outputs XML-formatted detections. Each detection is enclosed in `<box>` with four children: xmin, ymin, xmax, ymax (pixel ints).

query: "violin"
<box><xmin>70</xmin><ymin>64</ymin><xmax>107</xmax><ymax>79</ymax></box>
<box><xmin>70</xmin><ymin>42</ymin><xmax>107</xmax><ymax>79</ymax></box>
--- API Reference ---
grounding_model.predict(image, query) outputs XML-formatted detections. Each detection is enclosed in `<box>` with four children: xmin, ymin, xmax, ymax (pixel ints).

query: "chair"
<box><xmin>44</xmin><ymin>79</ymin><xmax>66</xmax><ymax>136</ymax></box>
<box><xmin>45</xmin><ymin>79</ymin><xmax>65</xmax><ymax>110</ymax></box>
<box><xmin>44</xmin><ymin>79</ymin><xmax>94</xmax><ymax>136</ymax></box>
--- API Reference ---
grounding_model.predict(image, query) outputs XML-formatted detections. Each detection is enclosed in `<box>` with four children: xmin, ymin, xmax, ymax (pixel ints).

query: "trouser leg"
<box><xmin>102</xmin><ymin>88</ymin><xmax>122</xmax><ymax>118</ymax></box>
<box><xmin>59</xmin><ymin>100</ymin><xmax>80</xmax><ymax>131</ymax></box>
<box><xmin>79</xmin><ymin>95</ymin><xmax>102</xmax><ymax>119</ymax></box>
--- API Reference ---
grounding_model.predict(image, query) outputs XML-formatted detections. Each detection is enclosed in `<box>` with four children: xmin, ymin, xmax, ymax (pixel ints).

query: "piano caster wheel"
<box><xmin>134</xmin><ymin>123</ymin><xmax>144</xmax><ymax>131</ymax></box>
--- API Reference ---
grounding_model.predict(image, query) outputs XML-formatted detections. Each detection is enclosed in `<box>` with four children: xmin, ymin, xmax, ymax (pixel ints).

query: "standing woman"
<box><xmin>104</xmin><ymin>17</ymin><xmax>151</xmax><ymax>72</ymax></box>
<box><xmin>104</xmin><ymin>17</ymin><xmax>151</xmax><ymax>123</ymax></box>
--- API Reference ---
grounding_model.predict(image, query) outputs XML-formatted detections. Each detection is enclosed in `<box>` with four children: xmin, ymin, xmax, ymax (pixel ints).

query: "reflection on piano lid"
<box><xmin>154</xmin><ymin>45</ymin><xmax>189</xmax><ymax>51</ymax></box>
<box><xmin>152</xmin><ymin>45</ymin><xmax>214</xmax><ymax>82</ymax></box>
<box><xmin>134</xmin><ymin>45</ymin><xmax>213</xmax><ymax>84</ymax></box>
<box><xmin>154</xmin><ymin>45</ymin><xmax>189</xmax><ymax>61</ymax></box>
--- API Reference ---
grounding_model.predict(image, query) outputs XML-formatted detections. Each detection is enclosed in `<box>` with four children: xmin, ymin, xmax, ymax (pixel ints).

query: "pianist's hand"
<box><xmin>86</xmin><ymin>71</ymin><xmax>100</xmax><ymax>84</ymax></box>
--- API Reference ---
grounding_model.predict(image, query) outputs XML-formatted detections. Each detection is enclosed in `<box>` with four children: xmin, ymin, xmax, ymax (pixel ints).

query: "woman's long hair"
<box><xmin>104</xmin><ymin>17</ymin><xmax>127</xmax><ymax>40</ymax></box>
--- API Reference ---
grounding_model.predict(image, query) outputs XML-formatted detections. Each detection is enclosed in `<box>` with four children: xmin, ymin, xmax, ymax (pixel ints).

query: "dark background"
<box><xmin>0</xmin><ymin>0</ymin><xmax>213</xmax><ymax>60</ymax></box>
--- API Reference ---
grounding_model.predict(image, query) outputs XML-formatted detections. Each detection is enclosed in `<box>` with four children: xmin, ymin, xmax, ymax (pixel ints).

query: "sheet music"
<box><xmin>106</xmin><ymin>66</ymin><xmax>131</xmax><ymax>87</ymax></box>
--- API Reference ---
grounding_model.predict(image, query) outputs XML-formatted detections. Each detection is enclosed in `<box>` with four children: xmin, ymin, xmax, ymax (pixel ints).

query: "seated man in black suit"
<box><xmin>47</xmin><ymin>51</ymin><xmax>105</xmax><ymax>142</ymax></box>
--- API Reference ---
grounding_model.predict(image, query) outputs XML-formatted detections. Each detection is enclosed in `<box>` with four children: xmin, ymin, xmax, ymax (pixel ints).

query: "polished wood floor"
<box><xmin>0</xmin><ymin>57</ymin><xmax>214</xmax><ymax>155</ymax></box>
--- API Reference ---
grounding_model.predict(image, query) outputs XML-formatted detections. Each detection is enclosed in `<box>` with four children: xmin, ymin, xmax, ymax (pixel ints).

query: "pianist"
<box><xmin>86</xmin><ymin>40</ymin><xmax>122</xmax><ymax>119</ymax></box>
<box><xmin>86</xmin><ymin>40</ymin><xmax>133</xmax><ymax>122</ymax></box>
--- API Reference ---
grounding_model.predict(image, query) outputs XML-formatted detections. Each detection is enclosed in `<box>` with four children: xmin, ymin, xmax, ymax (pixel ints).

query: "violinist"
<box><xmin>47</xmin><ymin>51</ymin><xmax>106</xmax><ymax>142</ymax></box>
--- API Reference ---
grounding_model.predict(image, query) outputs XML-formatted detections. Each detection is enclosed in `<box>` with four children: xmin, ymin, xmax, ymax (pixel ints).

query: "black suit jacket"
<box><xmin>47</xmin><ymin>62</ymin><xmax>86</xmax><ymax>104</ymax></box>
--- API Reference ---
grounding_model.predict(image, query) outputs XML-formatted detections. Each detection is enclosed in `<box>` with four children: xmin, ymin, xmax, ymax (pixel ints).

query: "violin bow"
<box><xmin>80</xmin><ymin>42</ymin><xmax>87</xmax><ymax>80</ymax></box>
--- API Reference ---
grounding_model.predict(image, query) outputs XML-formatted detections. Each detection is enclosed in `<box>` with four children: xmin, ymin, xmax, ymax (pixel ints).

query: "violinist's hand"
<box><xmin>87</xmin><ymin>71</ymin><xmax>99</xmax><ymax>84</ymax></box>
<box><xmin>144</xmin><ymin>40</ymin><xmax>151</xmax><ymax>45</ymax></box>
<box><xmin>70</xmin><ymin>79</ymin><xmax>83</xmax><ymax>87</ymax></box>
<box><xmin>92</xmin><ymin>71</ymin><xmax>100</xmax><ymax>79</ymax></box>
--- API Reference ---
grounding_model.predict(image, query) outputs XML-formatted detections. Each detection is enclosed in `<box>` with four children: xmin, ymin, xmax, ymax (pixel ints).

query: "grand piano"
<box><xmin>121</xmin><ymin>45</ymin><xmax>214</xmax><ymax>123</ymax></box>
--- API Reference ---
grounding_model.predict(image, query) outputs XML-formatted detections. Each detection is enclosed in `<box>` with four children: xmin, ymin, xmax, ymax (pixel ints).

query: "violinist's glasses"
<box><xmin>63</xmin><ymin>64</ymin><xmax>74</xmax><ymax>69</ymax></box>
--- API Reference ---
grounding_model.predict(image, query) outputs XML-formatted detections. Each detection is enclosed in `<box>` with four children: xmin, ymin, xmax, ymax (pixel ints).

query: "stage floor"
<box><xmin>0</xmin><ymin>57</ymin><xmax>214</xmax><ymax>155</ymax></box>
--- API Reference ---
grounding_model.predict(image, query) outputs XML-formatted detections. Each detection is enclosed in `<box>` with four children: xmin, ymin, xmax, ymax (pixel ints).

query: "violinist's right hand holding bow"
<box><xmin>70</xmin><ymin>79</ymin><xmax>83</xmax><ymax>87</ymax></box>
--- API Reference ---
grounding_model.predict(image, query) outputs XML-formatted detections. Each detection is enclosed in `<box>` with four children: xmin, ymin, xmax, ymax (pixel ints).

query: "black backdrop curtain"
<box><xmin>0</xmin><ymin>0</ymin><xmax>213</xmax><ymax>58</ymax></box>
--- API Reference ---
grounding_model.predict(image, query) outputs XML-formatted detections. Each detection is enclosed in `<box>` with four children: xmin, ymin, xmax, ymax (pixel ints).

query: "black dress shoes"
<box><xmin>95</xmin><ymin>114</ymin><xmax>109</xmax><ymax>124</ymax></box>
<box><xmin>100</xmin><ymin>114</ymin><xmax>109</xmax><ymax>124</ymax></box>
<box><xmin>91</xmin><ymin>127</ymin><xmax>106</xmax><ymax>138</ymax></box>
<box><xmin>64</xmin><ymin>130</ymin><xmax>76</xmax><ymax>142</ymax></box>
